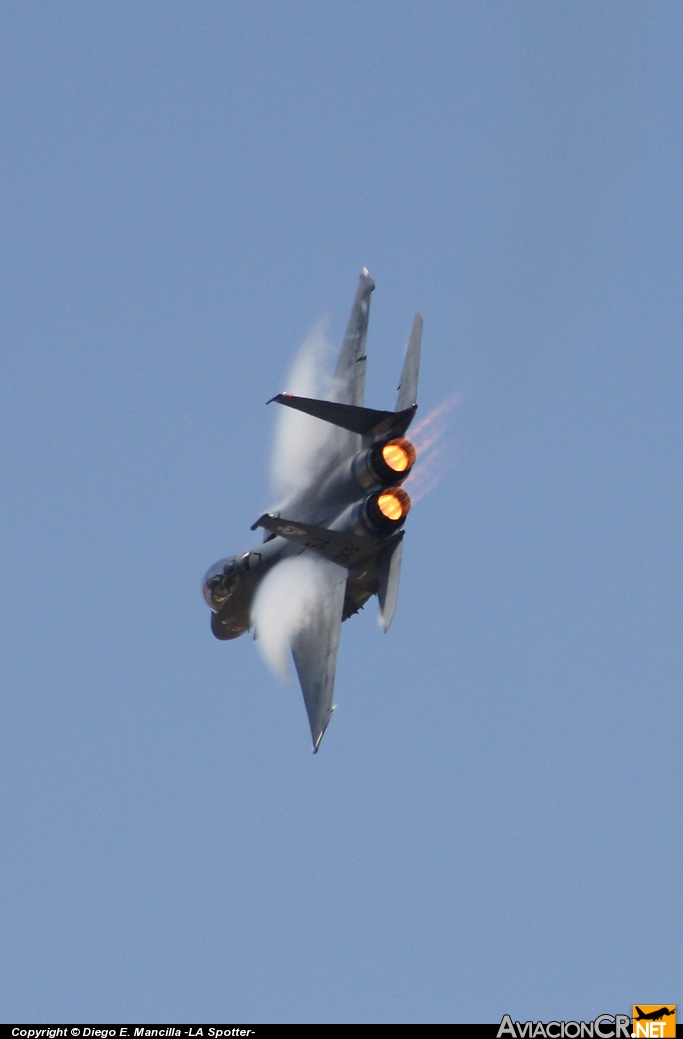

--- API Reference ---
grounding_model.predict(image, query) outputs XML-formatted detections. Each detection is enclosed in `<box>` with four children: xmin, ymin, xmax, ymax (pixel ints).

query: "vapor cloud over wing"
<box><xmin>269</xmin><ymin>320</ymin><xmax>335</xmax><ymax>510</ymax></box>
<box><xmin>251</xmin><ymin>553</ymin><xmax>340</xmax><ymax>682</ymax></box>
<box><xmin>253</xmin><ymin>322</ymin><xmax>344</xmax><ymax>683</ymax></box>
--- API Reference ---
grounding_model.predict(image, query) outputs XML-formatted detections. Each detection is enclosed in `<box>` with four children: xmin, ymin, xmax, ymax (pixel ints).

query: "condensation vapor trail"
<box><xmin>254</xmin><ymin>322</ymin><xmax>338</xmax><ymax>683</ymax></box>
<box><xmin>268</xmin><ymin>319</ymin><xmax>335</xmax><ymax>511</ymax></box>
<box><xmin>404</xmin><ymin>392</ymin><xmax>460</xmax><ymax>503</ymax></box>
<box><xmin>252</xmin><ymin>553</ymin><xmax>335</xmax><ymax>682</ymax></box>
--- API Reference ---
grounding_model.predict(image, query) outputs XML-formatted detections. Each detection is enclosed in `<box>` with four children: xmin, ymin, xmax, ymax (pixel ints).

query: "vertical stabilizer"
<box><xmin>329</xmin><ymin>268</ymin><xmax>375</xmax><ymax>407</ymax></box>
<box><xmin>377</xmin><ymin>536</ymin><xmax>404</xmax><ymax>633</ymax></box>
<box><xmin>395</xmin><ymin>313</ymin><xmax>422</xmax><ymax>412</ymax></box>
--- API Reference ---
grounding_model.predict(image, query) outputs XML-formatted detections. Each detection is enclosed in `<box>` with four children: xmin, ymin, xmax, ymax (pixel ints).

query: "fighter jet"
<box><xmin>202</xmin><ymin>269</ymin><xmax>422</xmax><ymax>751</ymax></box>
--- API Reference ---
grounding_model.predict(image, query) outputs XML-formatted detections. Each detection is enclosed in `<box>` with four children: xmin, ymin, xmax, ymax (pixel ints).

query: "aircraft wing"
<box><xmin>290</xmin><ymin>557</ymin><xmax>347</xmax><ymax>752</ymax></box>
<box><xmin>329</xmin><ymin>268</ymin><xmax>375</xmax><ymax>406</ymax></box>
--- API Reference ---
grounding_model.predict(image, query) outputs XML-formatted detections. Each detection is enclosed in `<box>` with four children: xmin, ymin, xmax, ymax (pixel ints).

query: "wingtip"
<box><xmin>311</xmin><ymin>704</ymin><xmax>336</xmax><ymax>754</ymax></box>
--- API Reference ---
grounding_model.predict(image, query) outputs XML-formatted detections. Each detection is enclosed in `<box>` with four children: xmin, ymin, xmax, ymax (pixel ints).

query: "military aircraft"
<box><xmin>202</xmin><ymin>269</ymin><xmax>422</xmax><ymax>751</ymax></box>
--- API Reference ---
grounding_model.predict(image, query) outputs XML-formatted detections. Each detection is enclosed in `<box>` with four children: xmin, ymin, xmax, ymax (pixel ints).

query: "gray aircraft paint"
<box><xmin>202</xmin><ymin>270</ymin><xmax>422</xmax><ymax>751</ymax></box>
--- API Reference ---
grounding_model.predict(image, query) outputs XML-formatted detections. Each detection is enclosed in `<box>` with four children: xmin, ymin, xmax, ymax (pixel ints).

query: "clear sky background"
<box><xmin>2</xmin><ymin>1</ymin><xmax>681</xmax><ymax>1025</ymax></box>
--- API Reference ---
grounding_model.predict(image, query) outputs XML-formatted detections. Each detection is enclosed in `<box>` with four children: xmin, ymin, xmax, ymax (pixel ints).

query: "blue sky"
<box><xmin>1</xmin><ymin>1</ymin><xmax>681</xmax><ymax>1024</ymax></box>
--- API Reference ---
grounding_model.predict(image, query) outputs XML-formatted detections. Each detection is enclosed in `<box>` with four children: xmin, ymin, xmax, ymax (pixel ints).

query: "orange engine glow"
<box><xmin>381</xmin><ymin>438</ymin><xmax>416</xmax><ymax>474</ymax></box>
<box><xmin>377</xmin><ymin>487</ymin><xmax>411</xmax><ymax>521</ymax></box>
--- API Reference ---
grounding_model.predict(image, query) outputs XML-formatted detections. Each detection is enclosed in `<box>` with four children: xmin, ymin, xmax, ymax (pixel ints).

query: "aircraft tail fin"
<box><xmin>377</xmin><ymin>534</ymin><xmax>404</xmax><ymax>632</ymax></box>
<box><xmin>328</xmin><ymin>267</ymin><xmax>375</xmax><ymax>407</ymax></box>
<box><xmin>396</xmin><ymin>313</ymin><xmax>422</xmax><ymax>412</ymax></box>
<box><xmin>268</xmin><ymin>393</ymin><xmax>416</xmax><ymax>439</ymax></box>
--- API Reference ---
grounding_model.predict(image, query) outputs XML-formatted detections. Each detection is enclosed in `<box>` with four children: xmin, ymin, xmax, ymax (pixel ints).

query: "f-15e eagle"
<box><xmin>202</xmin><ymin>269</ymin><xmax>422</xmax><ymax>751</ymax></box>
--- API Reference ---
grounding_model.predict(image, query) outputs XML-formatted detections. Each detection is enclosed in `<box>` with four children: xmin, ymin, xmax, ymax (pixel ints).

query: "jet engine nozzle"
<box><xmin>362</xmin><ymin>486</ymin><xmax>411</xmax><ymax>533</ymax></box>
<box><xmin>354</xmin><ymin>437</ymin><xmax>417</xmax><ymax>489</ymax></box>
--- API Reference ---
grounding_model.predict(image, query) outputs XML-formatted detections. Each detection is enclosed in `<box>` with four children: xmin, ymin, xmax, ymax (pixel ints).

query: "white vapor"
<box><xmin>253</xmin><ymin>323</ymin><xmax>341</xmax><ymax>685</ymax></box>
<box><xmin>251</xmin><ymin>554</ymin><xmax>335</xmax><ymax>682</ymax></box>
<box><xmin>269</xmin><ymin>320</ymin><xmax>335</xmax><ymax>508</ymax></box>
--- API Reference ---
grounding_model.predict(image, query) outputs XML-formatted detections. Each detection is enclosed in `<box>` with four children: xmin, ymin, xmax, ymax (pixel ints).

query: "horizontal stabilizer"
<box><xmin>268</xmin><ymin>393</ymin><xmax>417</xmax><ymax>438</ymax></box>
<box><xmin>251</xmin><ymin>513</ymin><xmax>382</xmax><ymax>569</ymax></box>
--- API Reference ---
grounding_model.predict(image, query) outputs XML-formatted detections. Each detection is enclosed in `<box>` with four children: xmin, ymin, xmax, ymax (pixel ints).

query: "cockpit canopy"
<box><xmin>202</xmin><ymin>557</ymin><xmax>236</xmax><ymax>611</ymax></box>
<box><xmin>201</xmin><ymin>552</ymin><xmax>260</xmax><ymax>611</ymax></box>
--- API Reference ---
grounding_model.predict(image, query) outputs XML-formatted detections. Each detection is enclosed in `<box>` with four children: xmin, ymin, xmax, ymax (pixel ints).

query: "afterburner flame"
<box><xmin>404</xmin><ymin>394</ymin><xmax>459</xmax><ymax>503</ymax></box>
<box><xmin>377</xmin><ymin>487</ymin><xmax>411</xmax><ymax>521</ymax></box>
<box><xmin>381</xmin><ymin>438</ymin><xmax>416</xmax><ymax>474</ymax></box>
